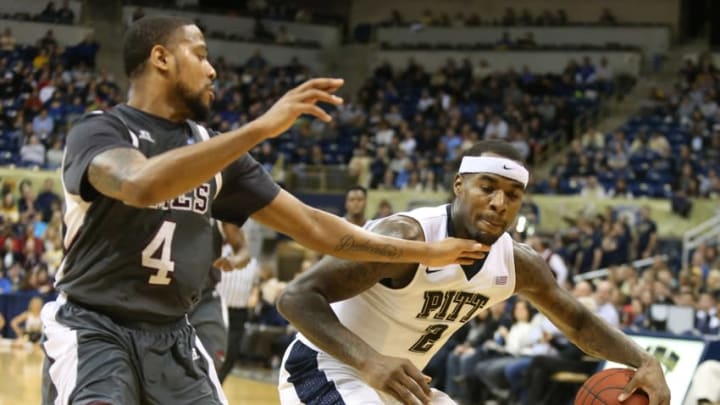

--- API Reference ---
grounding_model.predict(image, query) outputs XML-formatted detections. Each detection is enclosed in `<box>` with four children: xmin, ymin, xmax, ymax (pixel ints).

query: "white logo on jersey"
<box><xmin>138</xmin><ymin>130</ymin><xmax>155</xmax><ymax>143</ymax></box>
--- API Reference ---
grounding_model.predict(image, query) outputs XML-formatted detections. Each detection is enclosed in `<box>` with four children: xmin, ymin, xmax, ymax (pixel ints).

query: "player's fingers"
<box><xmin>298</xmin><ymin>104</ymin><xmax>333</xmax><ymax>122</ymax></box>
<box><xmin>618</xmin><ymin>379</ymin><xmax>638</xmax><ymax>402</ymax></box>
<box><xmin>403</xmin><ymin>366</ymin><xmax>432</xmax><ymax>396</ymax></box>
<box><xmin>397</xmin><ymin>373</ymin><xmax>431</xmax><ymax>404</ymax></box>
<box><xmin>293</xmin><ymin>89</ymin><xmax>343</xmax><ymax>106</ymax></box>
<box><xmin>295</xmin><ymin>78</ymin><xmax>344</xmax><ymax>93</ymax></box>
<box><xmin>461</xmin><ymin>251</ymin><xmax>488</xmax><ymax>260</ymax></box>
<box><xmin>388</xmin><ymin>380</ymin><xmax>426</xmax><ymax>405</ymax></box>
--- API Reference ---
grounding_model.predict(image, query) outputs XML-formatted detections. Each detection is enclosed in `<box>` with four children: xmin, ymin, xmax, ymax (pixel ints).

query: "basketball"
<box><xmin>575</xmin><ymin>368</ymin><xmax>649</xmax><ymax>405</ymax></box>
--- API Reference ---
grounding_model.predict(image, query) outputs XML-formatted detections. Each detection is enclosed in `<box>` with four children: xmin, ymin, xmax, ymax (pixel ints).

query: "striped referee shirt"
<box><xmin>216</xmin><ymin>257</ymin><xmax>260</xmax><ymax>309</ymax></box>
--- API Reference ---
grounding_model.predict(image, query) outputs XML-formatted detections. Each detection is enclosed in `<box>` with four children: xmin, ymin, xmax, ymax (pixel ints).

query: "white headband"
<box><xmin>458</xmin><ymin>156</ymin><xmax>529</xmax><ymax>187</ymax></box>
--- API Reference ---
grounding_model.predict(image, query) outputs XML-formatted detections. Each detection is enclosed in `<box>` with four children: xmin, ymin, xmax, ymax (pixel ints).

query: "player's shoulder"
<box><xmin>367</xmin><ymin>214</ymin><xmax>425</xmax><ymax>242</ymax></box>
<box><xmin>68</xmin><ymin>108</ymin><xmax>127</xmax><ymax>137</ymax></box>
<box><xmin>512</xmin><ymin>240</ymin><xmax>557</xmax><ymax>293</ymax></box>
<box><xmin>512</xmin><ymin>240</ymin><xmax>544</xmax><ymax>271</ymax></box>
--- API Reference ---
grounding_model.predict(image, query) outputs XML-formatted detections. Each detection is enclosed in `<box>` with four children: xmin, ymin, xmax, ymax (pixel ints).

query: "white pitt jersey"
<box><xmin>297</xmin><ymin>204</ymin><xmax>516</xmax><ymax>370</ymax></box>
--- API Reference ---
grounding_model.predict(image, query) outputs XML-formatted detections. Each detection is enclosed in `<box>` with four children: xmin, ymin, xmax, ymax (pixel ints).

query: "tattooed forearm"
<box><xmin>334</xmin><ymin>235</ymin><xmax>402</xmax><ymax>258</ymax></box>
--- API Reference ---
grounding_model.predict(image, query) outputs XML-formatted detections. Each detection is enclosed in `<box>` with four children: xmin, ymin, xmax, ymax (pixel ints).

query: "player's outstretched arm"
<box><xmin>251</xmin><ymin>190</ymin><xmax>489</xmax><ymax>266</ymax></box>
<box><xmin>513</xmin><ymin>242</ymin><xmax>670</xmax><ymax>405</ymax></box>
<box><xmin>86</xmin><ymin>78</ymin><xmax>344</xmax><ymax>206</ymax></box>
<box><xmin>278</xmin><ymin>215</ymin><xmax>434</xmax><ymax>405</ymax></box>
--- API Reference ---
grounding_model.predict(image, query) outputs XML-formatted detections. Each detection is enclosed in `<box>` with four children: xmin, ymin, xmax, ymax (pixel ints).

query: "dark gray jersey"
<box><xmin>59</xmin><ymin>104</ymin><xmax>279</xmax><ymax>322</ymax></box>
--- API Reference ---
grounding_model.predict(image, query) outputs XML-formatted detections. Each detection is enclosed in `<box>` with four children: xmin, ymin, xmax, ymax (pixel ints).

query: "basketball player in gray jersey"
<box><xmin>278</xmin><ymin>141</ymin><xmax>670</xmax><ymax>405</ymax></box>
<box><xmin>41</xmin><ymin>16</ymin><xmax>487</xmax><ymax>405</ymax></box>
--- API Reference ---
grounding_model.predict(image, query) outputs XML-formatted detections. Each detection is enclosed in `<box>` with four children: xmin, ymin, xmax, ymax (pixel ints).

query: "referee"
<box><xmin>216</xmin><ymin>229</ymin><xmax>261</xmax><ymax>383</ymax></box>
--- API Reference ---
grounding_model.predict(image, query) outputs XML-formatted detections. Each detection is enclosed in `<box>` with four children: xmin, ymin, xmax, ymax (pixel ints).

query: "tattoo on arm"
<box><xmin>87</xmin><ymin>148</ymin><xmax>147</xmax><ymax>201</ymax></box>
<box><xmin>333</xmin><ymin>235</ymin><xmax>402</xmax><ymax>259</ymax></box>
<box><xmin>332</xmin><ymin>215</ymin><xmax>424</xmax><ymax>259</ymax></box>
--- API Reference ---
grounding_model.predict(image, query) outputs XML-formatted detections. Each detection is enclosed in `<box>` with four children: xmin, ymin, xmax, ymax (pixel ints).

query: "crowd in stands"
<box><xmin>1</xmin><ymin>1</ymin><xmax>75</xmax><ymax>25</ymax></box>
<box><xmin>127</xmin><ymin>0</ymin><xmax>331</xmax><ymax>26</ymax></box>
<box><xmin>129</xmin><ymin>5</ymin><xmax>320</xmax><ymax>48</ymax></box>
<box><xmin>0</xmin><ymin>26</ymin><xmax>108</xmax><ymax>168</ymax></box>
<box><xmin>379</xmin><ymin>7</ymin><xmax>621</xmax><ymax>29</ymax></box>
<box><xmin>235</xmin><ymin>54</ymin><xmax>611</xmax><ymax>193</ymax></box>
<box><xmin>530</xmin><ymin>53</ymin><xmax>720</xmax><ymax>203</ymax></box>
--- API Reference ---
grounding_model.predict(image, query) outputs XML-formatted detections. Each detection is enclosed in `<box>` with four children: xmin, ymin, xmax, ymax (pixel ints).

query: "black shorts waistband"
<box><xmin>65</xmin><ymin>298</ymin><xmax>189</xmax><ymax>332</ymax></box>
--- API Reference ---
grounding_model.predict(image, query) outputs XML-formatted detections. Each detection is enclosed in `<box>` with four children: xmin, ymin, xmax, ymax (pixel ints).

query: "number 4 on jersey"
<box><xmin>142</xmin><ymin>221</ymin><xmax>176</xmax><ymax>285</ymax></box>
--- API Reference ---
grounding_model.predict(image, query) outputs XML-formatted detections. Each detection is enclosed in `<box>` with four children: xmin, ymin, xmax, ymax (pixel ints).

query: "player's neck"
<box><xmin>127</xmin><ymin>80</ymin><xmax>187</xmax><ymax>123</ymax></box>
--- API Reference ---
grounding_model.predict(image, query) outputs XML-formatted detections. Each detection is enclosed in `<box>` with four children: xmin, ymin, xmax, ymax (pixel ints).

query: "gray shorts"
<box><xmin>41</xmin><ymin>296</ymin><xmax>228</xmax><ymax>405</ymax></box>
<box><xmin>188</xmin><ymin>294</ymin><xmax>227</xmax><ymax>372</ymax></box>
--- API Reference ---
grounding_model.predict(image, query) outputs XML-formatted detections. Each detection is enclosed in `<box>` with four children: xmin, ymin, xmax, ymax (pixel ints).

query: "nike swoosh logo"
<box><xmin>503</xmin><ymin>165</ymin><xmax>512</xmax><ymax>170</ymax></box>
<box><xmin>426</xmin><ymin>268</ymin><xmax>444</xmax><ymax>274</ymax></box>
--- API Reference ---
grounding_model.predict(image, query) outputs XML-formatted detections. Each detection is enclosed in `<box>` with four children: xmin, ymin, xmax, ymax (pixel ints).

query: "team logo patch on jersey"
<box><xmin>138</xmin><ymin>130</ymin><xmax>155</xmax><ymax>143</ymax></box>
<box><xmin>495</xmin><ymin>276</ymin><xmax>508</xmax><ymax>285</ymax></box>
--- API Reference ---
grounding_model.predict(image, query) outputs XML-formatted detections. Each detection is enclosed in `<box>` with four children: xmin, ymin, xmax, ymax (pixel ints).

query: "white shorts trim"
<box><xmin>194</xmin><ymin>335</ymin><xmax>229</xmax><ymax>405</ymax></box>
<box><xmin>41</xmin><ymin>297</ymin><xmax>78</xmax><ymax>405</ymax></box>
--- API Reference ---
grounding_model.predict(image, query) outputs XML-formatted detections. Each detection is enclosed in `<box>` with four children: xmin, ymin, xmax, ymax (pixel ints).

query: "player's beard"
<box><xmin>175</xmin><ymin>80</ymin><xmax>210</xmax><ymax>122</ymax></box>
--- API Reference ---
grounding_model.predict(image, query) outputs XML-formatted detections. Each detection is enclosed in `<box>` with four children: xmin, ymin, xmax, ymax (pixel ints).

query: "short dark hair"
<box><xmin>461</xmin><ymin>140</ymin><xmax>527</xmax><ymax>167</ymax></box>
<box><xmin>123</xmin><ymin>15</ymin><xmax>193</xmax><ymax>78</ymax></box>
<box><xmin>346</xmin><ymin>185</ymin><xmax>367</xmax><ymax>197</ymax></box>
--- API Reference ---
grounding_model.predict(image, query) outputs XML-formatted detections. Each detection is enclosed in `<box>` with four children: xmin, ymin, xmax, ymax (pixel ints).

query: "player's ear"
<box><xmin>149</xmin><ymin>45</ymin><xmax>172</xmax><ymax>74</ymax></box>
<box><xmin>453</xmin><ymin>174</ymin><xmax>463</xmax><ymax>197</ymax></box>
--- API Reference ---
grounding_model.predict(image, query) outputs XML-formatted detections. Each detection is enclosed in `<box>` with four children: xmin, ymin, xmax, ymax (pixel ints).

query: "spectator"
<box><xmin>580</xmin><ymin>176</ymin><xmax>607</xmax><ymax>199</ymax></box>
<box><xmin>527</xmin><ymin>236</ymin><xmax>568</xmax><ymax>286</ymax></box>
<box><xmin>57</xmin><ymin>0</ymin><xmax>74</xmax><ymax>24</ymax></box>
<box><xmin>275</xmin><ymin>26</ymin><xmax>295</xmax><ymax>45</ymax></box>
<box><xmin>45</xmin><ymin>139</ymin><xmax>64</xmax><ymax>169</ymax></box>
<box><xmin>0</xmin><ymin>193</ymin><xmax>19</xmax><ymax>224</ymax></box>
<box><xmin>599</xmin><ymin>8</ymin><xmax>617</xmax><ymax>24</ymax></box>
<box><xmin>39</xmin><ymin>1</ymin><xmax>58</xmax><ymax>23</ymax></box>
<box><xmin>636</xmin><ymin>206</ymin><xmax>658</xmax><ymax>259</ymax></box>
<box><xmin>594</xmin><ymin>280</ymin><xmax>620</xmax><ymax>327</ymax></box>
<box><xmin>0</xmin><ymin>28</ymin><xmax>16</xmax><ymax>52</ymax></box>
<box><xmin>695</xmin><ymin>292</ymin><xmax>719</xmax><ymax>335</ymax></box>
<box><xmin>35</xmin><ymin>179</ymin><xmax>59</xmax><ymax>222</ymax></box>
<box><xmin>1</xmin><ymin>263</ymin><xmax>23</xmax><ymax>293</ymax></box>
<box><xmin>10</xmin><ymin>296</ymin><xmax>43</xmax><ymax>347</ymax></box>
<box><xmin>20</xmin><ymin>135</ymin><xmax>46</xmax><ymax>166</ymax></box>
<box><xmin>484</xmin><ymin>114</ymin><xmax>509</xmax><ymax>139</ymax></box>
<box><xmin>32</xmin><ymin>109</ymin><xmax>55</xmax><ymax>139</ymax></box>
<box><xmin>373</xmin><ymin>199</ymin><xmax>393</xmax><ymax>219</ymax></box>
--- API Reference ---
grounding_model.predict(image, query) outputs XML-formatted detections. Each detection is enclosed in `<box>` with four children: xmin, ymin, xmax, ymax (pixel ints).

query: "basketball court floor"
<box><xmin>0</xmin><ymin>347</ymin><xmax>280</xmax><ymax>405</ymax></box>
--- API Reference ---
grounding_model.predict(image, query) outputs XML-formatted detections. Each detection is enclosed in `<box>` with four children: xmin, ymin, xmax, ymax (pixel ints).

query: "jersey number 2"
<box><xmin>142</xmin><ymin>221</ymin><xmax>176</xmax><ymax>285</ymax></box>
<box><xmin>409</xmin><ymin>324</ymin><xmax>448</xmax><ymax>353</ymax></box>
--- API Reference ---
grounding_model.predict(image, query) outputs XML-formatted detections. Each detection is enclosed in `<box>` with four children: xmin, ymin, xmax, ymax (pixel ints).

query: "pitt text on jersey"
<box><xmin>148</xmin><ymin>183</ymin><xmax>211</xmax><ymax>214</ymax></box>
<box><xmin>409</xmin><ymin>290</ymin><xmax>490</xmax><ymax>353</ymax></box>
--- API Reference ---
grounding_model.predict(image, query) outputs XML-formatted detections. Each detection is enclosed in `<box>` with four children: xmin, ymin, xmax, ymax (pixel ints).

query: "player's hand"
<box><xmin>360</xmin><ymin>353</ymin><xmax>432</xmax><ymax>405</ymax></box>
<box><xmin>213</xmin><ymin>251</ymin><xmax>252</xmax><ymax>272</ymax></box>
<box><xmin>618</xmin><ymin>357</ymin><xmax>670</xmax><ymax>405</ymax></box>
<box><xmin>421</xmin><ymin>238</ymin><xmax>490</xmax><ymax>267</ymax></box>
<box><xmin>251</xmin><ymin>78</ymin><xmax>344</xmax><ymax>139</ymax></box>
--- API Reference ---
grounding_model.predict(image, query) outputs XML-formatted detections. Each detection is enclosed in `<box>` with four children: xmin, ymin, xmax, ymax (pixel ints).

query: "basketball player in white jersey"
<box><xmin>277</xmin><ymin>141</ymin><xmax>670</xmax><ymax>405</ymax></box>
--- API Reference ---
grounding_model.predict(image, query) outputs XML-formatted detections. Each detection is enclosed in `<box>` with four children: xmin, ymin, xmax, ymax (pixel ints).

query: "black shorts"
<box><xmin>41</xmin><ymin>297</ymin><xmax>227</xmax><ymax>405</ymax></box>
